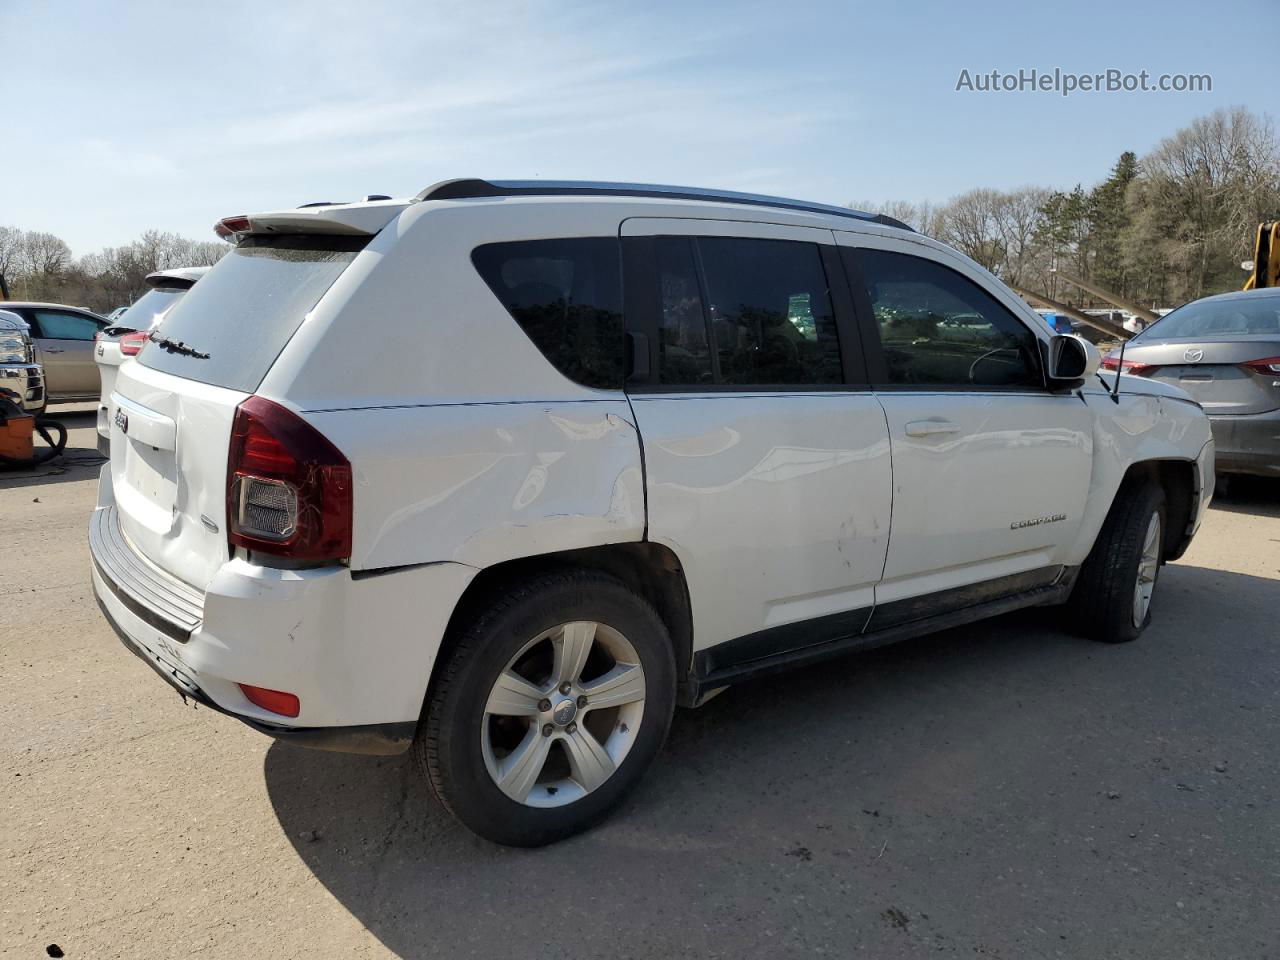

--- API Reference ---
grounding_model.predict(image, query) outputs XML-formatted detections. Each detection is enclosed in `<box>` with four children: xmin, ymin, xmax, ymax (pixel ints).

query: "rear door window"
<box><xmin>698</xmin><ymin>237</ymin><xmax>841</xmax><ymax>386</ymax></box>
<box><xmin>139</xmin><ymin>236</ymin><xmax>363</xmax><ymax>393</ymax></box>
<box><xmin>649</xmin><ymin>236</ymin><xmax>843</xmax><ymax>387</ymax></box>
<box><xmin>472</xmin><ymin>238</ymin><xmax>625</xmax><ymax>390</ymax></box>
<box><xmin>655</xmin><ymin>237</ymin><xmax>713</xmax><ymax>385</ymax></box>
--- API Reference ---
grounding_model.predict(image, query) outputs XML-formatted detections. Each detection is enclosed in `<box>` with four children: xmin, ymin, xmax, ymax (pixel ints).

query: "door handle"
<box><xmin>904</xmin><ymin>419</ymin><xmax>959</xmax><ymax>438</ymax></box>
<box><xmin>44</xmin><ymin>347</ymin><xmax>65</xmax><ymax>354</ymax></box>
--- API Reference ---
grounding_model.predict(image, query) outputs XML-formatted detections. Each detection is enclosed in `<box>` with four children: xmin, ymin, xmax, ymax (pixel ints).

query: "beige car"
<box><xmin>0</xmin><ymin>302</ymin><xmax>109</xmax><ymax>403</ymax></box>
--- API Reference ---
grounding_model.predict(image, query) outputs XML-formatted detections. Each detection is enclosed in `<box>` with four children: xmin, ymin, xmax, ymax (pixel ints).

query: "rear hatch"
<box><xmin>1132</xmin><ymin>337</ymin><xmax>1280</xmax><ymax>416</ymax></box>
<box><xmin>109</xmin><ymin>231</ymin><xmax>370</xmax><ymax>590</ymax></box>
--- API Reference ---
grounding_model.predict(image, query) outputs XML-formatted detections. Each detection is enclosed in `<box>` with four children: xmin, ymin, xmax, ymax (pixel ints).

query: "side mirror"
<box><xmin>1046</xmin><ymin>334</ymin><xmax>1100</xmax><ymax>388</ymax></box>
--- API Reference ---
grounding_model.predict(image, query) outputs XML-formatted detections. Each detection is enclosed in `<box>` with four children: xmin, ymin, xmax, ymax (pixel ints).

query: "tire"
<box><xmin>1068</xmin><ymin>480</ymin><xmax>1166</xmax><ymax>644</ymax></box>
<box><xmin>415</xmin><ymin>570</ymin><xmax>677</xmax><ymax>847</ymax></box>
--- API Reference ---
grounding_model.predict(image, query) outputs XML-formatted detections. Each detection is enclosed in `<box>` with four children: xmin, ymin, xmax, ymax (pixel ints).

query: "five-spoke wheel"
<box><xmin>482</xmin><ymin>621</ymin><xmax>647</xmax><ymax>807</ymax></box>
<box><xmin>416</xmin><ymin>571</ymin><xmax>676</xmax><ymax>846</ymax></box>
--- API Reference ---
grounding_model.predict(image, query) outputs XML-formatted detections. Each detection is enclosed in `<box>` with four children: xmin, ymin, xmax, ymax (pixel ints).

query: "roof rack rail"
<box><xmin>414</xmin><ymin>178</ymin><xmax>913</xmax><ymax>231</ymax></box>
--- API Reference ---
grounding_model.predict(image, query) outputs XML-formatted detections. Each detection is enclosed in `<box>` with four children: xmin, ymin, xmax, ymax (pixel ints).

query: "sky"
<box><xmin>1</xmin><ymin>0</ymin><xmax>1272</xmax><ymax>255</ymax></box>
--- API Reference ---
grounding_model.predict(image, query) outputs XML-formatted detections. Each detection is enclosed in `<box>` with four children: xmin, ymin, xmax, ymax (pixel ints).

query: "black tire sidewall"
<box><xmin>1074</xmin><ymin>481</ymin><xmax>1167</xmax><ymax>643</ymax></box>
<box><xmin>421</xmin><ymin>574</ymin><xmax>676</xmax><ymax>847</ymax></box>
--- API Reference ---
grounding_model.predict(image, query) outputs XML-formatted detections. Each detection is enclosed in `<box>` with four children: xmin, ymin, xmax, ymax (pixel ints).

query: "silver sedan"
<box><xmin>1104</xmin><ymin>287</ymin><xmax>1280</xmax><ymax>477</ymax></box>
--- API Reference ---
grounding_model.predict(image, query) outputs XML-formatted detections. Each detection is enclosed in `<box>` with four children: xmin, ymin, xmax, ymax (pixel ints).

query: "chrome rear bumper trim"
<box><xmin>88</xmin><ymin>506</ymin><xmax>204</xmax><ymax>641</ymax></box>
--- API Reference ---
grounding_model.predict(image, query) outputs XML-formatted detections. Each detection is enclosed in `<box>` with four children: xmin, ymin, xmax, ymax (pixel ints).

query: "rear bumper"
<box><xmin>1209</xmin><ymin>410</ymin><xmax>1280</xmax><ymax>476</ymax></box>
<box><xmin>89</xmin><ymin>474</ymin><xmax>478</xmax><ymax>754</ymax></box>
<box><xmin>95</xmin><ymin>590</ymin><xmax>417</xmax><ymax>755</ymax></box>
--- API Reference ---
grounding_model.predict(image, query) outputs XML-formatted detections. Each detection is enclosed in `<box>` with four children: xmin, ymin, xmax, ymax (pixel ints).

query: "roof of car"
<box><xmin>0</xmin><ymin>301</ymin><xmax>104</xmax><ymax>315</ymax></box>
<box><xmin>252</xmin><ymin>179</ymin><xmax>917</xmax><ymax>241</ymax></box>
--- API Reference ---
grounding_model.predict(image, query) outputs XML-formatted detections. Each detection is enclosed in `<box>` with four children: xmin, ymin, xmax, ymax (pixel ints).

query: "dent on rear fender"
<box><xmin>320</xmin><ymin>401</ymin><xmax>646</xmax><ymax>571</ymax></box>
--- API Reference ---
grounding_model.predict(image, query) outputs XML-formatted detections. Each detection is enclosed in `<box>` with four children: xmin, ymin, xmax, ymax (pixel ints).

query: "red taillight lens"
<box><xmin>238</xmin><ymin>683</ymin><xmax>300</xmax><ymax>718</ymax></box>
<box><xmin>1242</xmin><ymin>355</ymin><xmax>1280</xmax><ymax>376</ymax></box>
<box><xmin>1101</xmin><ymin>356</ymin><xmax>1158</xmax><ymax>376</ymax></box>
<box><xmin>214</xmin><ymin>215</ymin><xmax>251</xmax><ymax>241</ymax></box>
<box><xmin>226</xmin><ymin>396</ymin><xmax>352</xmax><ymax>565</ymax></box>
<box><xmin>119</xmin><ymin>331</ymin><xmax>149</xmax><ymax>357</ymax></box>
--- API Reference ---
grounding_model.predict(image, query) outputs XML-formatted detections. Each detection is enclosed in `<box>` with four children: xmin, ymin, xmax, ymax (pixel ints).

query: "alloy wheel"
<box><xmin>1132</xmin><ymin>511</ymin><xmax>1162</xmax><ymax>628</ymax></box>
<box><xmin>481</xmin><ymin>621</ymin><xmax>646</xmax><ymax>808</ymax></box>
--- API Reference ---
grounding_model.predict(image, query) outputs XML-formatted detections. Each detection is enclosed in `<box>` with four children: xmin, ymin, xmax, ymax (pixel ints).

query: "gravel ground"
<box><xmin>2</xmin><ymin>408</ymin><xmax>1278</xmax><ymax>959</ymax></box>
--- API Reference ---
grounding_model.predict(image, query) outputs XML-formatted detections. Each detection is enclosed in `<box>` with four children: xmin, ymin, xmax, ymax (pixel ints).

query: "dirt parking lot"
<box><xmin>2</xmin><ymin>407</ymin><xmax>1278</xmax><ymax>959</ymax></box>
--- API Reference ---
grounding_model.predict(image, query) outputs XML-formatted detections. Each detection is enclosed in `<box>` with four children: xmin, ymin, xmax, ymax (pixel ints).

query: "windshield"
<box><xmin>138</xmin><ymin>236</ymin><xmax>363</xmax><ymax>393</ymax></box>
<box><xmin>115</xmin><ymin>286</ymin><xmax>189</xmax><ymax>333</ymax></box>
<box><xmin>1138</xmin><ymin>295</ymin><xmax>1280</xmax><ymax>340</ymax></box>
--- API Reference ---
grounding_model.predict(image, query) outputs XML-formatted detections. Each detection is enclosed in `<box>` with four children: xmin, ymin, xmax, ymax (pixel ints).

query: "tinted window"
<box><xmin>698</xmin><ymin>237</ymin><xmax>841</xmax><ymax>386</ymax></box>
<box><xmin>1137</xmin><ymin>295</ymin><xmax>1280</xmax><ymax>339</ymax></box>
<box><xmin>856</xmin><ymin>250</ymin><xmax>1040</xmax><ymax>388</ymax></box>
<box><xmin>140</xmin><ymin>236</ymin><xmax>361</xmax><ymax>393</ymax></box>
<box><xmin>655</xmin><ymin>237</ymin><xmax>713</xmax><ymax>385</ymax></box>
<box><xmin>472</xmin><ymin>238</ymin><xmax>624</xmax><ymax>390</ymax></box>
<box><xmin>34</xmin><ymin>311</ymin><xmax>101</xmax><ymax>341</ymax></box>
<box><xmin>116</xmin><ymin>286</ymin><xmax>189</xmax><ymax>333</ymax></box>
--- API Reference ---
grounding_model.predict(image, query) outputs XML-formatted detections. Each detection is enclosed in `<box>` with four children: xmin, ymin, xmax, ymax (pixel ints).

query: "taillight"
<box><xmin>226</xmin><ymin>396</ymin><xmax>352</xmax><ymax>565</ymax></box>
<box><xmin>119</xmin><ymin>331</ymin><xmax>149</xmax><ymax>357</ymax></box>
<box><xmin>1242</xmin><ymin>356</ymin><xmax>1280</xmax><ymax>376</ymax></box>
<box><xmin>1101</xmin><ymin>356</ymin><xmax>1158</xmax><ymax>376</ymax></box>
<box><xmin>214</xmin><ymin>215</ymin><xmax>251</xmax><ymax>241</ymax></box>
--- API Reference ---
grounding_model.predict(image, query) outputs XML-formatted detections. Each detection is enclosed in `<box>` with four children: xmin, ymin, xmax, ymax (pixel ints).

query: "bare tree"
<box><xmin>1134</xmin><ymin>107</ymin><xmax>1280</xmax><ymax>300</ymax></box>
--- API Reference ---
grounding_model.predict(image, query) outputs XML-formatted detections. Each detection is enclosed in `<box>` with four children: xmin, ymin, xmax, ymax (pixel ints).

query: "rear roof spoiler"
<box><xmin>145</xmin><ymin>266</ymin><xmax>213</xmax><ymax>288</ymax></box>
<box><xmin>214</xmin><ymin>199</ymin><xmax>410</xmax><ymax>242</ymax></box>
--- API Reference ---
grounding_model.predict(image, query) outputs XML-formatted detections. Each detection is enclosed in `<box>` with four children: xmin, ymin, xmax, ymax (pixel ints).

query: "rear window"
<box><xmin>472</xmin><ymin>238</ymin><xmax>625</xmax><ymax>390</ymax></box>
<box><xmin>139</xmin><ymin>236</ymin><xmax>362</xmax><ymax>393</ymax></box>
<box><xmin>1139</xmin><ymin>295</ymin><xmax>1280</xmax><ymax>340</ymax></box>
<box><xmin>114</xmin><ymin>286</ymin><xmax>188</xmax><ymax>333</ymax></box>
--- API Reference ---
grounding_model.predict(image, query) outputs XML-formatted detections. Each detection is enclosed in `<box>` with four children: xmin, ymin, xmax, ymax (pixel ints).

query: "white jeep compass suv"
<box><xmin>90</xmin><ymin>179</ymin><xmax>1215</xmax><ymax>846</ymax></box>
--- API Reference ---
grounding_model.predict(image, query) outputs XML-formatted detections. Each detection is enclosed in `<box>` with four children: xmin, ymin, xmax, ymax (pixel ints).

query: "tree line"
<box><xmin>0</xmin><ymin>227</ymin><xmax>226</xmax><ymax>314</ymax></box>
<box><xmin>856</xmin><ymin>107</ymin><xmax>1278</xmax><ymax>309</ymax></box>
<box><xmin>3</xmin><ymin>106</ymin><xmax>1276</xmax><ymax>317</ymax></box>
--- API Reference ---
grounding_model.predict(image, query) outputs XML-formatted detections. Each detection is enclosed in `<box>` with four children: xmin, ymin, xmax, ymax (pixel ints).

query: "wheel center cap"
<box><xmin>552</xmin><ymin>698</ymin><xmax>577</xmax><ymax>726</ymax></box>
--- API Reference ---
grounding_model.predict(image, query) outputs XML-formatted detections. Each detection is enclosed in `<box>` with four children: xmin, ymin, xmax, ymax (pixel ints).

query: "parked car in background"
<box><xmin>0</xmin><ymin>302</ymin><xmax>108</xmax><ymax>403</ymax></box>
<box><xmin>0</xmin><ymin>309</ymin><xmax>45</xmax><ymax>413</ymax></box>
<box><xmin>1036</xmin><ymin>310</ymin><xmax>1075</xmax><ymax>334</ymax></box>
<box><xmin>94</xmin><ymin>267</ymin><xmax>211</xmax><ymax>450</ymax></box>
<box><xmin>1103</xmin><ymin>287</ymin><xmax>1280</xmax><ymax>477</ymax></box>
<box><xmin>90</xmin><ymin>180</ymin><xmax>1214</xmax><ymax>847</ymax></box>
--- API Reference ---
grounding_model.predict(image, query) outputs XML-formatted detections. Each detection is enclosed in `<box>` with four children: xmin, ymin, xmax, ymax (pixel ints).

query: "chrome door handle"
<box><xmin>44</xmin><ymin>347</ymin><xmax>65</xmax><ymax>353</ymax></box>
<box><xmin>904</xmin><ymin>419</ymin><xmax>959</xmax><ymax>437</ymax></box>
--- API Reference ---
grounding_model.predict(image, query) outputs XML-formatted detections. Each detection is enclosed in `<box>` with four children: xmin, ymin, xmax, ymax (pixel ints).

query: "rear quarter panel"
<box><xmin>307</xmin><ymin>401</ymin><xmax>645</xmax><ymax>571</ymax></box>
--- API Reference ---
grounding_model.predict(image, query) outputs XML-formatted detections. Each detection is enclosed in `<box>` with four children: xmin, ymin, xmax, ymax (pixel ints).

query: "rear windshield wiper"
<box><xmin>148</xmin><ymin>332</ymin><xmax>210</xmax><ymax>359</ymax></box>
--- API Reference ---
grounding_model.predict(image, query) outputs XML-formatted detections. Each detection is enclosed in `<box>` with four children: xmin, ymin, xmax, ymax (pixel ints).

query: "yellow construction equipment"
<box><xmin>1244</xmin><ymin>222</ymin><xmax>1280</xmax><ymax>290</ymax></box>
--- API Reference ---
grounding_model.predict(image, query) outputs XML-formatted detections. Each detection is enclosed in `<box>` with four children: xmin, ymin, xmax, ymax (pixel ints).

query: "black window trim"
<box><xmin>841</xmin><ymin>245</ymin><xmax>1050</xmax><ymax>394</ymax></box>
<box><xmin>623</xmin><ymin>234</ymin><xmax>871</xmax><ymax>394</ymax></box>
